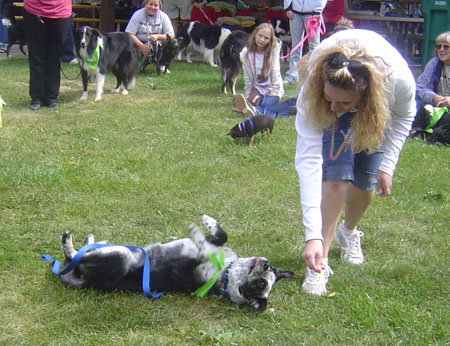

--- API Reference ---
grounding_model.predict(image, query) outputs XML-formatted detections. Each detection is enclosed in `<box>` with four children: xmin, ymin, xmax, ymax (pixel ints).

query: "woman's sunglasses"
<box><xmin>436</xmin><ymin>44</ymin><xmax>450</xmax><ymax>51</ymax></box>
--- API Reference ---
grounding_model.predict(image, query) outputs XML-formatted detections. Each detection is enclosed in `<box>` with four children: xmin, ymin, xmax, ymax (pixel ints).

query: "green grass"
<box><xmin>0</xmin><ymin>57</ymin><xmax>448</xmax><ymax>345</ymax></box>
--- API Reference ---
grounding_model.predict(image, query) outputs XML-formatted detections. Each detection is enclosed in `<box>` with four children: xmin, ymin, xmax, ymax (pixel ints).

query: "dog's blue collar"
<box><xmin>239</xmin><ymin>117</ymin><xmax>255</xmax><ymax>136</ymax></box>
<box><xmin>218</xmin><ymin>262</ymin><xmax>234</xmax><ymax>297</ymax></box>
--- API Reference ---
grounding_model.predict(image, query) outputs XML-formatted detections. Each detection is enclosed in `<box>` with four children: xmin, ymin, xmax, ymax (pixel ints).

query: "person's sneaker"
<box><xmin>29</xmin><ymin>99</ymin><xmax>41</xmax><ymax>111</ymax></box>
<box><xmin>334</xmin><ymin>222</ymin><xmax>365</xmax><ymax>264</ymax></box>
<box><xmin>302</xmin><ymin>265</ymin><xmax>333</xmax><ymax>296</ymax></box>
<box><xmin>48</xmin><ymin>99</ymin><xmax>59</xmax><ymax>109</ymax></box>
<box><xmin>234</xmin><ymin>93</ymin><xmax>255</xmax><ymax>117</ymax></box>
<box><xmin>283</xmin><ymin>77</ymin><xmax>296</xmax><ymax>85</ymax></box>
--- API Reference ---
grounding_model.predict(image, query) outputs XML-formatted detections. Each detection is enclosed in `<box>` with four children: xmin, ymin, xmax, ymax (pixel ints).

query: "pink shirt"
<box><xmin>24</xmin><ymin>0</ymin><xmax>72</xmax><ymax>19</ymax></box>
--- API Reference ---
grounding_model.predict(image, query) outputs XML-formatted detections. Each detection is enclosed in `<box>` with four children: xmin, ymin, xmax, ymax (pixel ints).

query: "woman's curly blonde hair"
<box><xmin>300</xmin><ymin>40</ymin><xmax>391</xmax><ymax>154</ymax></box>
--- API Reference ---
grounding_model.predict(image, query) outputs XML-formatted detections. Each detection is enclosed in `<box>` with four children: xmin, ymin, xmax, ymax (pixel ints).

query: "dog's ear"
<box><xmin>93</xmin><ymin>28</ymin><xmax>101</xmax><ymax>38</ymax></box>
<box><xmin>249</xmin><ymin>297</ymin><xmax>267</xmax><ymax>315</ymax></box>
<box><xmin>272</xmin><ymin>267</ymin><xmax>294</xmax><ymax>282</ymax></box>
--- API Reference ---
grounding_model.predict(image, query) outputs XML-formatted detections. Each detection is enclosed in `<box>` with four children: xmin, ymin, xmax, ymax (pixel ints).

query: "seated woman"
<box><xmin>233</xmin><ymin>23</ymin><xmax>296</xmax><ymax>119</ymax></box>
<box><xmin>125</xmin><ymin>0</ymin><xmax>175</xmax><ymax>59</ymax></box>
<box><xmin>414</xmin><ymin>31</ymin><xmax>450</xmax><ymax>129</ymax></box>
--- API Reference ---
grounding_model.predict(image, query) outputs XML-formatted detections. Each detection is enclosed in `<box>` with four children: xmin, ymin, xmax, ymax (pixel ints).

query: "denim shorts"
<box><xmin>322</xmin><ymin>111</ymin><xmax>384</xmax><ymax>191</ymax></box>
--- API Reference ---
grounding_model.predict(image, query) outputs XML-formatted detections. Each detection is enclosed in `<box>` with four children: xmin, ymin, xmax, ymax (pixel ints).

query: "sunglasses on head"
<box><xmin>436</xmin><ymin>44</ymin><xmax>450</xmax><ymax>51</ymax></box>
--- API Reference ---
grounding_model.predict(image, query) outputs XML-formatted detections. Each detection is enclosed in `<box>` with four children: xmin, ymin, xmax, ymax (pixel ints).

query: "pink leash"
<box><xmin>198</xmin><ymin>5</ymin><xmax>215</xmax><ymax>25</ymax></box>
<box><xmin>281</xmin><ymin>15</ymin><xmax>326</xmax><ymax>60</ymax></box>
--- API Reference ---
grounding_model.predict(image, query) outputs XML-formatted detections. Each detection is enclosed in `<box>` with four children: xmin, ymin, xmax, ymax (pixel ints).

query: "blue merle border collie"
<box><xmin>57</xmin><ymin>215</ymin><xmax>293</xmax><ymax>314</ymax></box>
<box><xmin>73</xmin><ymin>26</ymin><xmax>140</xmax><ymax>102</ymax></box>
<box><xmin>176</xmin><ymin>21</ymin><xmax>231</xmax><ymax>67</ymax></box>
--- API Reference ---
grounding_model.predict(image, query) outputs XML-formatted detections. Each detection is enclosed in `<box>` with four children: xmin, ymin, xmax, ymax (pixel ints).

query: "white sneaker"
<box><xmin>234</xmin><ymin>93</ymin><xmax>255</xmax><ymax>117</ymax></box>
<box><xmin>302</xmin><ymin>265</ymin><xmax>334</xmax><ymax>296</ymax></box>
<box><xmin>334</xmin><ymin>222</ymin><xmax>365</xmax><ymax>264</ymax></box>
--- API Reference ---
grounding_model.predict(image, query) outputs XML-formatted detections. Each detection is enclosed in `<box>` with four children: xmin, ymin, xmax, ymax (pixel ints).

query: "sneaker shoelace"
<box><xmin>348</xmin><ymin>231</ymin><xmax>364</xmax><ymax>257</ymax></box>
<box><xmin>323</xmin><ymin>265</ymin><xmax>334</xmax><ymax>281</ymax></box>
<box><xmin>304</xmin><ymin>267</ymin><xmax>323</xmax><ymax>284</ymax></box>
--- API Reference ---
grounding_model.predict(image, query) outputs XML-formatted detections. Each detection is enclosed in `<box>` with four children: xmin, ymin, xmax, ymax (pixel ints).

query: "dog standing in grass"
<box><xmin>228</xmin><ymin>115</ymin><xmax>275</xmax><ymax>149</ymax></box>
<box><xmin>73</xmin><ymin>26</ymin><xmax>140</xmax><ymax>102</ymax></box>
<box><xmin>177</xmin><ymin>21</ymin><xmax>231</xmax><ymax>67</ymax></box>
<box><xmin>220</xmin><ymin>30</ymin><xmax>249</xmax><ymax>96</ymax></box>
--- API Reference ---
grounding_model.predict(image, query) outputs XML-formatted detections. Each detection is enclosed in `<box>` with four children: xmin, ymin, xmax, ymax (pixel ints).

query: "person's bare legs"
<box><xmin>322</xmin><ymin>181</ymin><xmax>375</xmax><ymax>257</ymax></box>
<box><xmin>343</xmin><ymin>184</ymin><xmax>375</xmax><ymax>230</ymax></box>
<box><xmin>321</xmin><ymin>180</ymin><xmax>348</xmax><ymax>258</ymax></box>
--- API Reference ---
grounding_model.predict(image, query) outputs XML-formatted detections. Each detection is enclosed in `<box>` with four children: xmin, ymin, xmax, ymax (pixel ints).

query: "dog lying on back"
<box><xmin>177</xmin><ymin>21</ymin><xmax>231</xmax><ymax>67</ymax></box>
<box><xmin>73</xmin><ymin>26</ymin><xmax>140</xmax><ymax>102</ymax></box>
<box><xmin>220</xmin><ymin>30</ymin><xmax>249</xmax><ymax>95</ymax></box>
<box><xmin>228</xmin><ymin>115</ymin><xmax>275</xmax><ymax>149</ymax></box>
<box><xmin>141</xmin><ymin>36</ymin><xmax>181</xmax><ymax>75</ymax></box>
<box><xmin>55</xmin><ymin>215</ymin><xmax>293</xmax><ymax>314</ymax></box>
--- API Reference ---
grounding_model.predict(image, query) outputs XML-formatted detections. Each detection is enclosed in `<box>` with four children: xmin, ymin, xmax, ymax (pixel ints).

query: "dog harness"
<box><xmin>41</xmin><ymin>243</ymin><xmax>164</xmax><ymax>299</ymax></box>
<box><xmin>192</xmin><ymin>248</ymin><xmax>230</xmax><ymax>298</ymax></box>
<box><xmin>238</xmin><ymin>117</ymin><xmax>255</xmax><ymax>136</ymax></box>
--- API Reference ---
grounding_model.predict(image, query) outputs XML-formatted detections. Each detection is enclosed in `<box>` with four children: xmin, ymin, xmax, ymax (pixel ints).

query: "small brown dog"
<box><xmin>227</xmin><ymin>115</ymin><xmax>274</xmax><ymax>148</ymax></box>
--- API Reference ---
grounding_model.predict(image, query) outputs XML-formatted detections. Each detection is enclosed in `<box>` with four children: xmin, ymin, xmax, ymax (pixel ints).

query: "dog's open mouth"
<box><xmin>248</xmin><ymin>258</ymin><xmax>269</xmax><ymax>274</ymax></box>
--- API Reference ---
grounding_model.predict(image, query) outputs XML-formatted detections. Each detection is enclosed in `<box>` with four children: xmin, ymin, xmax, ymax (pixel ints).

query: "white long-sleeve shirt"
<box><xmin>295</xmin><ymin>29</ymin><xmax>416</xmax><ymax>242</ymax></box>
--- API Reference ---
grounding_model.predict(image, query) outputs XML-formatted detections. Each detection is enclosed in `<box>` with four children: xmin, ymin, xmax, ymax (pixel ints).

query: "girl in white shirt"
<box><xmin>234</xmin><ymin>23</ymin><xmax>296</xmax><ymax>118</ymax></box>
<box><xmin>125</xmin><ymin>0</ymin><xmax>174</xmax><ymax>58</ymax></box>
<box><xmin>295</xmin><ymin>29</ymin><xmax>416</xmax><ymax>296</ymax></box>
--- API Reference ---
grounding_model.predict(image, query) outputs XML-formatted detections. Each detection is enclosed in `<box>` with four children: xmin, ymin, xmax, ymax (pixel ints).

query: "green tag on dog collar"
<box><xmin>192</xmin><ymin>248</ymin><xmax>225</xmax><ymax>298</ymax></box>
<box><xmin>85</xmin><ymin>43</ymin><xmax>100</xmax><ymax>70</ymax></box>
<box><xmin>425</xmin><ymin>105</ymin><xmax>448</xmax><ymax>133</ymax></box>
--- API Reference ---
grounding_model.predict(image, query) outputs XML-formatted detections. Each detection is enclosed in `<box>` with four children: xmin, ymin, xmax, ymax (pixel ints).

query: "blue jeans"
<box><xmin>255</xmin><ymin>96</ymin><xmax>296</xmax><ymax>118</ymax></box>
<box><xmin>284</xmin><ymin>13</ymin><xmax>320</xmax><ymax>83</ymax></box>
<box><xmin>322</xmin><ymin>111</ymin><xmax>385</xmax><ymax>191</ymax></box>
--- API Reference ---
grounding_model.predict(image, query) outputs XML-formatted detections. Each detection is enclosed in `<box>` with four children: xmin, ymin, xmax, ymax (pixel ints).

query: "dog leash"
<box><xmin>41</xmin><ymin>243</ymin><xmax>164</xmax><ymax>299</ymax></box>
<box><xmin>281</xmin><ymin>15</ymin><xmax>326</xmax><ymax>60</ymax></box>
<box><xmin>196</xmin><ymin>4</ymin><xmax>215</xmax><ymax>25</ymax></box>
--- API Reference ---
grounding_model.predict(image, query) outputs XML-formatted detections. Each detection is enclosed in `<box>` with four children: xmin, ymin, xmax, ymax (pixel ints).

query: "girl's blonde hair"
<box><xmin>301</xmin><ymin>42</ymin><xmax>390</xmax><ymax>153</ymax></box>
<box><xmin>246</xmin><ymin>23</ymin><xmax>276</xmax><ymax>80</ymax></box>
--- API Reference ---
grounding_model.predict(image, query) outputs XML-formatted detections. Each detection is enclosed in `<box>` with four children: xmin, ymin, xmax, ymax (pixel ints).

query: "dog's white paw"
<box><xmin>111</xmin><ymin>88</ymin><xmax>120</xmax><ymax>94</ymax></box>
<box><xmin>94</xmin><ymin>96</ymin><xmax>102</xmax><ymax>102</ymax></box>
<box><xmin>121</xmin><ymin>89</ymin><xmax>129</xmax><ymax>95</ymax></box>
<box><xmin>62</xmin><ymin>231</ymin><xmax>77</xmax><ymax>259</ymax></box>
<box><xmin>79</xmin><ymin>92</ymin><xmax>88</xmax><ymax>101</ymax></box>
<box><xmin>201</xmin><ymin>215</ymin><xmax>219</xmax><ymax>233</ymax></box>
<box><xmin>84</xmin><ymin>234</ymin><xmax>95</xmax><ymax>245</ymax></box>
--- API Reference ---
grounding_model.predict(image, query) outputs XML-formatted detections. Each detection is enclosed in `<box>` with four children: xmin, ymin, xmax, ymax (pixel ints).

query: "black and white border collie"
<box><xmin>56</xmin><ymin>215</ymin><xmax>293</xmax><ymax>314</ymax></box>
<box><xmin>220</xmin><ymin>30</ymin><xmax>249</xmax><ymax>95</ymax></box>
<box><xmin>73</xmin><ymin>26</ymin><xmax>140</xmax><ymax>102</ymax></box>
<box><xmin>177</xmin><ymin>21</ymin><xmax>231</xmax><ymax>67</ymax></box>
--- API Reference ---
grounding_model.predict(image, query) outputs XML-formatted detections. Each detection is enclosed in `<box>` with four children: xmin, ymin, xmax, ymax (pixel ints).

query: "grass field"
<box><xmin>0</xmin><ymin>57</ymin><xmax>448</xmax><ymax>345</ymax></box>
